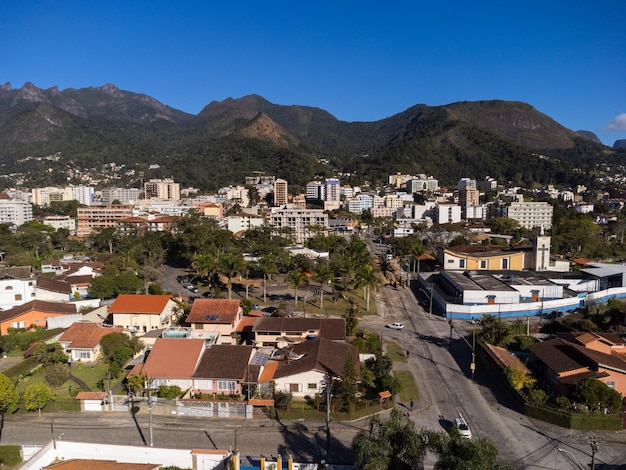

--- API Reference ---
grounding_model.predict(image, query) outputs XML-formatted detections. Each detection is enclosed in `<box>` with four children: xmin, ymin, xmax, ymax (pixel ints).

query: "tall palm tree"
<box><xmin>258</xmin><ymin>254</ymin><xmax>278</xmax><ymax>303</ymax></box>
<box><xmin>192</xmin><ymin>252</ymin><xmax>217</xmax><ymax>286</ymax></box>
<box><xmin>355</xmin><ymin>263</ymin><xmax>381</xmax><ymax>311</ymax></box>
<box><xmin>313</xmin><ymin>259</ymin><xmax>333</xmax><ymax>312</ymax></box>
<box><xmin>218</xmin><ymin>251</ymin><xmax>245</xmax><ymax>299</ymax></box>
<box><xmin>409</xmin><ymin>242</ymin><xmax>426</xmax><ymax>276</ymax></box>
<box><xmin>285</xmin><ymin>269</ymin><xmax>308</xmax><ymax>312</ymax></box>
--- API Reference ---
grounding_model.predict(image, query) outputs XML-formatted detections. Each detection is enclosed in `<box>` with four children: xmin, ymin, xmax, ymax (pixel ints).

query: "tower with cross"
<box><xmin>533</xmin><ymin>225</ymin><xmax>551</xmax><ymax>271</ymax></box>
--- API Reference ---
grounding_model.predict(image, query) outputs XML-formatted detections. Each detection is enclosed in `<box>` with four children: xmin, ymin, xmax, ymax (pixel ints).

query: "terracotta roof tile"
<box><xmin>235</xmin><ymin>316</ymin><xmax>257</xmax><ymax>332</ymax></box>
<box><xmin>187</xmin><ymin>299</ymin><xmax>242</xmax><ymax>324</ymax></box>
<box><xmin>59</xmin><ymin>323</ymin><xmax>123</xmax><ymax>349</ymax></box>
<box><xmin>141</xmin><ymin>338</ymin><xmax>205</xmax><ymax>379</ymax></box>
<box><xmin>108</xmin><ymin>294</ymin><xmax>173</xmax><ymax>314</ymax></box>
<box><xmin>75</xmin><ymin>391</ymin><xmax>107</xmax><ymax>401</ymax></box>
<box><xmin>272</xmin><ymin>338</ymin><xmax>359</xmax><ymax>379</ymax></box>
<box><xmin>36</xmin><ymin>276</ymin><xmax>72</xmax><ymax>294</ymax></box>
<box><xmin>258</xmin><ymin>361</ymin><xmax>278</xmax><ymax>383</ymax></box>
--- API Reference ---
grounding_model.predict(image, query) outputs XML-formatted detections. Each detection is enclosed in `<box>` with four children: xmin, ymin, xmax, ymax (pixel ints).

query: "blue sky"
<box><xmin>1</xmin><ymin>1</ymin><xmax>625</xmax><ymax>146</ymax></box>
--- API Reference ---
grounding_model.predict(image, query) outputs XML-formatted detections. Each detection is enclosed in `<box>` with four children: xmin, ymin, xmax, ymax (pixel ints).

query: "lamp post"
<box><xmin>419</xmin><ymin>287</ymin><xmax>433</xmax><ymax>319</ymax></box>
<box><xmin>144</xmin><ymin>377</ymin><xmax>154</xmax><ymax>447</ymax></box>
<box><xmin>325</xmin><ymin>374</ymin><xmax>337</xmax><ymax>461</ymax></box>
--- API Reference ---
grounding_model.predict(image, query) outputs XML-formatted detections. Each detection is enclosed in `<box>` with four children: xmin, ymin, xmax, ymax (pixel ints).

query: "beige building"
<box><xmin>274</xmin><ymin>178</ymin><xmax>289</xmax><ymax>206</ymax></box>
<box><xmin>144</xmin><ymin>178</ymin><xmax>180</xmax><ymax>201</ymax></box>
<box><xmin>268</xmin><ymin>205</ymin><xmax>328</xmax><ymax>244</ymax></box>
<box><xmin>76</xmin><ymin>205</ymin><xmax>133</xmax><ymax>237</ymax></box>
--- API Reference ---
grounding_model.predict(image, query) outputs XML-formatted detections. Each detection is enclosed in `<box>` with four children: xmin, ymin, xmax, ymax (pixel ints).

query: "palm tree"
<box><xmin>285</xmin><ymin>269</ymin><xmax>308</xmax><ymax>311</ymax></box>
<box><xmin>218</xmin><ymin>251</ymin><xmax>245</xmax><ymax>299</ymax></box>
<box><xmin>409</xmin><ymin>242</ymin><xmax>426</xmax><ymax>276</ymax></box>
<box><xmin>355</xmin><ymin>263</ymin><xmax>381</xmax><ymax>311</ymax></box>
<box><xmin>258</xmin><ymin>254</ymin><xmax>278</xmax><ymax>303</ymax></box>
<box><xmin>352</xmin><ymin>408</ymin><xmax>427</xmax><ymax>470</ymax></box>
<box><xmin>192</xmin><ymin>252</ymin><xmax>217</xmax><ymax>286</ymax></box>
<box><xmin>313</xmin><ymin>259</ymin><xmax>333</xmax><ymax>312</ymax></box>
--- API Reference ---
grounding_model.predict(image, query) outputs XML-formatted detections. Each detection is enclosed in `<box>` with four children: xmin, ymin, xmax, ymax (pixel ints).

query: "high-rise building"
<box><xmin>273</xmin><ymin>178</ymin><xmax>289</xmax><ymax>206</ymax></box>
<box><xmin>0</xmin><ymin>197</ymin><xmax>33</xmax><ymax>225</ymax></box>
<box><xmin>325</xmin><ymin>178</ymin><xmax>341</xmax><ymax>203</ymax></box>
<box><xmin>144</xmin><ymin>179</ymin><xmax>180</xmax><ymax>201</ymax></box>
<box><xmin>268</xmin><ymin>205</ymin><xmax>328</xmax><ymax>244</ymax></box>
<box><xmin>101</xmin><ymin>187</ymin><xmax>141</xmax><ymax>205</ymax></box>
<box><xmin>306</xmin><ymin>181</ymin><xmax>325</xmax><ymax>201</ymax></box>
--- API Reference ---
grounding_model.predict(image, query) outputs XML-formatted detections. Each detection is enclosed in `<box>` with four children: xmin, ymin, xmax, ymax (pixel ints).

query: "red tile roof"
<box><xmin>75</xmin><ymin>391</ymin><xmax>107</xmax><ymax>401</ymax></box>
<box><xmin>187</xmin><ymin>299</ymin><xmax>242</xmax><ymax>324</ymax></box>
<box><xmin>192</xmin><ymin>345</ymin><xmax>253</xmax><ymax>380</ymax></box>
<box><xmin>108</xmin><ymin>294</ymin><xmax>173</xmax><ymax>314</ymax></box>
<box><xmin>141</xmin><ymin>338</ymin><xmax>205</xmax><ymax>379</ymax></box>
<box><xmin>235</xmin><ymin>316</ymin><xmax>257</xmax><ymax>333</ymax></box>
<box><xmin>58</xmin><ymin>323</ymin><xmax>123</xmax><ymax>349</ymax></box>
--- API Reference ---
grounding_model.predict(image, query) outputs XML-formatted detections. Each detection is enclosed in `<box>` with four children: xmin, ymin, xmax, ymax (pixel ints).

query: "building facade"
<box><xmin>268</xmin><ymin>205</ymin><xmax>329</xmax><ymax>244</ymax></box>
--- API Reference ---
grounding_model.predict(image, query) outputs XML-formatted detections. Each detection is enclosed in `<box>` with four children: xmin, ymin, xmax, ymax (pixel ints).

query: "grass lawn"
<box><xmin>386</xmin><ymin>341</ymin><xmax>408</xmax><ymax>363</ymax></box>
<box><xmin>70</xmin><ymin>362</ymin><xmax>119</xmax><ymax>391</ymax></box>
<box><xmin>394</xmin><ymin>370</ymin><xmax>421</xmax><ymax>403</ymax></box>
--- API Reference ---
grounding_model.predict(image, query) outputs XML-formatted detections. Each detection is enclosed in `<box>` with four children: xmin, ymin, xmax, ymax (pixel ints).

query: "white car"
<box><xmin>454</xmin><ymin>414</ymin><xmax>472</xmax><ymax>439</ymax></box>
<box><xmin>386</xmin><ymin>322</ymin><xmax>404</xmax><ymax>330</ymax></box>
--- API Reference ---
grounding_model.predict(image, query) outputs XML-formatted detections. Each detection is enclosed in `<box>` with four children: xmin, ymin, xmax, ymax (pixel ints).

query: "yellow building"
<box><xmin>439</xmin><ymin>245</ymin><xmax>526</xmax><ymax>271</ymax></box>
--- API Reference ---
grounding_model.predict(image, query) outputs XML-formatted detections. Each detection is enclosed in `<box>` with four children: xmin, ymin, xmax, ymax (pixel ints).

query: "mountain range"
<box><xmin>0</xmin><ymin>82</ymin><xmax>622</xmax><ymax>191</ymax></box>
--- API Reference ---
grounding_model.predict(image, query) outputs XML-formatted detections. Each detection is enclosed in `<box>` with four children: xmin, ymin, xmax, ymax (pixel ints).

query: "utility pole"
<box><xmin>589</xmin><ymin>436</ymin><xmax>600</xmax><ymax>470</ymax></box>
<box><xmin>145</xmin><ymin>377</ymin><xmax>154</xmax><ymax>447</ymax></box>
<box><xmin>470</xmin><ymin>328</ymin><xmax>476</xmax><ymax>380</ymax></box>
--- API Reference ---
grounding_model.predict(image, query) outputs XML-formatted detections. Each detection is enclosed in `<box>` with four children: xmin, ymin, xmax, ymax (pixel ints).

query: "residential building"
<box><xmin>389</xmin><ymin>173</ymin><xmax>411</xmax><ymax>189</ymax></box>
<box><xmin>221</xmin><ymin>185</ymin><xmax>250</xmax><ymax>208</ymax></box>
<box><xmin>144</xmin><ymin>178</ymin><xmax>180</xmax><ymax>201</ymax></box>
<box><xmin>528</xmin><ymin>334</ymin><xmax>626</xmax><ymax>397</ymax></box>
<box><xmin>42</xmin><ymin>215</ymin><xmax>76</xmax><ymax>233</ymax></box>
<box><xmin>71</xmin><ymin>185</ymin><xmax>95</xmax><ymax>206</ymax></box>
<box><xmin>458</xmin><ymin>178</ymin><xmax>477</xmax><ymax>191</ymax></box>
<box><xmin>186</xmin><ymin>299</ymin><xmax>244</xmax><ymax>345</ymax></box>
<box><xmin>477</xmin><ymin>176</ymin><xmax>498</xmax><ymax>193</ymax></box>
<box><xmin>196</xmin><ymin>202</ymin><xmax>224</xmax><ymax>219</ymax></box>
<box><xmin>252</xmin><ymin>317</ymin><xmax>346</xmax><ymax>348</ymax></box>
<box><xmin>108</xmin><ymin>294</ymin><xmax>176</xmax><ymax>334</ymax></box>
<box><xmin>0</xmin><ymin>266</ymin><xmax>35</xmax><ymax>310</ymax></box>
<box><xmin>459</xmin><ymin>186</ymin><xmax>480</xmax><ymax>211</ymax></box>
<box><xmin>0</xmin><ymin>197</ymin><xmax>33</xmax><ymax>225</ymax></box>
<box><xmin>324</xmin><ymin>178</ymin><xmax>341</xmax><ymax>203</ymax></box>
<box><xmin>0</xmin><ymin>300</ymin><xmax>76</xmax><ymax>334</ymax></box>
<box><xmin>192</xmin><ymin>344</ymin><xmax>254</xmax><ymax>396</ymax></box>
<box><xmin>140</xmin><ymin>338</ymin><xmax>206</xmax><ymax>390</ymax></box>
<box><xmin>258</xmin><ymin>338</ymin><xmax>359</xmax><ymax>399</ymax></box>
<box><xmin>407</xmin><ymin>175</ymin><xmax>439</xmax><ymax>193</ymax></box>
<box><xmin>434</xmin><ymin>204</ymin><xmax>462</xmax><ymax>224</ymax></box>
<box><xmin>306</xmin><ymin>181</ymin><xmax>325</xmax><ymax>201</ymax></box>
<box><xmin>273</xmin><ymin>178</ymin><xmax>288</xmax><ymax>206</ymax></box>
<box><xmin>31</xmin><ymin>186</ymin><xmax>74</xmax><ymax>206</ymax></box>
<box><xmin>76</xmin><ymin>205</ymin><xmax>133</xmax><ymax>237</ymax></box>
<box><xmin>58</xmin><ymin>323</ymin><xmax>124</xmax><ymax>365</ymax></box>
<box><xmin>117</xmin><ymin>215</ymin><xmax>180</xmax><ymax>235</ymax></box>
<box><xmin>227</xmin><ymin>213</ymin><xmax>265</xmax><ymax>233</ymax></box>
<box><xmin>439</xmin><ymin>245</ymin><xmax>526</xmax><ymax>271</ymax></box>
<box><xmin>490</xmin><ymin>201</ymin><xmax>554</xmax><ymax>230</ymax></box>
<box><xmin>268</xmin><ymin>205</ymin><xmax>328</xmax><ymax>244</ymax></box>
<box><xmin>101</xmin><ymin>187</ymin><xmax>141</xmax><ymax>205</ymax></box>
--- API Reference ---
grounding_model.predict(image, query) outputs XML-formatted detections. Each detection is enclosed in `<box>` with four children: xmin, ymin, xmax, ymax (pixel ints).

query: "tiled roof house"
<box><xmin>108</xmin><ymin>294</ymin><xmax>176</xmax><ymax>334</ymax></box>
<box><xmin>140</xmin><ymin>338</ymin><xmax>206</xmax><ymax>390</ymax></box>
<box><xmin>252</xmin><ymin>317</ymin><xmax>346</xmax><ymax>347</ymax></box>
<box><xmin>186</xmin><ymin>299</ymin><xmax>243</xmax><ymax>345</ymax></box>
<box><xmin>58</xmin><ymin>322</ymin><xmax>124</xmax><ymax>364</ymax></box>
<box><xmin>192</xmin><ymin>344</ymin><xmax>254</xmax><ymax>396</ymax></box>
<box><xmin>0</xmin><ymin>300</ymin><xmax>76</xmax><ymax>334</ymax></box>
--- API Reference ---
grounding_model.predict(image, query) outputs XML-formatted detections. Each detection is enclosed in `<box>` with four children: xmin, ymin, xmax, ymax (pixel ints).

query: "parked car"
<box><xmin>262</xmin><ymin>306</ymin><xmax>278</xmax><ymax>314</ymax></box>
<box><xmin>251</xmin><ymin>304</ymin><xmax>260</xmax><ymax>310</ymax></box>
<box><xmin>454</xmin><ymin>414</ymin><xmax>472</xmax><ymax>439</ymax></box>
<box><xmin>186</xmin><ymin>284</ymin><xmax>199</xmax><ymax>293</ymax></box>
<box><xmin>202</xmin><ymin>291</ymin><xmax>213</xmax><ymax>298</ymax></box>
<box><xmin>386</xmin><ymin>322</ymin><xmax>404</xmax><ymax>330</ymax></box>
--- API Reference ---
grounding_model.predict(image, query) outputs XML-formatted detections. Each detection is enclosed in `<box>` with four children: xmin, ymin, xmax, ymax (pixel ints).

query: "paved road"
<box><xmin>361</xmin><ymin>283</ymin><xmax>626</xmax><ymax>469</ymax></box>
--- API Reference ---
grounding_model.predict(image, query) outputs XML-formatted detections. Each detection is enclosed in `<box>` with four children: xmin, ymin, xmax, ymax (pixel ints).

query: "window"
<box><xmin>479</xmin><ymin>260</ymin><xmax>487</xmax><ymax>269</ymax></box>
<box><xmin>501</xmin><ymin>258</ymin><xmax>509</xmax><ymax>269</ymax></box>
<box><xmin>289</xmin><ymin>383</ymin><xmax>301</xmax><ymax>393</ymax></box>
<box><xmin>4</xmin><ymin>286</ymin><xmax>12</xmax><ymax>290</ymax></box>
<box><xmin>308</xmin><ymin>383</ymin><xmax>317</xmax><ymax>390</ymax></box>
<box><xmin>606</xmin><ymin>381</ymin><xmax>615</xmax><ymax>389</ymax></box>
<box><xmin>459</xmin><ymin>259</ymin><xmax>465</xmax><ymax>269</ymax></box>
<box><xmin>196</xmin><ymin>324</ymin><xmax>204</xmax><ymax>330</ymax></box>
<box><xmin>447</xmin><ymin>259</ymin><xmax>454</xmax><ymax>264</ymax></box>
<box><xmin>79</xmin><ymin>351</ymin><xmax>90</xmax><ymax>359</ymax></box>
<box><xmin>14</xmin><ymin>294</ymin><xmax>22</xmax><ymax>301</ymax></box>
<box><xmin>218</xmin><ymin>380</ymin><xmax>236</xmax><ymax>392</ymax></box>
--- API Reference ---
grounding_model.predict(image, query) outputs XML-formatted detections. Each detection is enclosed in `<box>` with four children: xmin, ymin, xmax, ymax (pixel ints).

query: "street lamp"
<box><xmin>418</xmin><ymin>286</ymin><xmax>433</xmax><ymax>319</ymax></box>
<box><xmin>325</xmin><ymin>374</ymin><xmax>337</xmax><ymax>461</ymax></box>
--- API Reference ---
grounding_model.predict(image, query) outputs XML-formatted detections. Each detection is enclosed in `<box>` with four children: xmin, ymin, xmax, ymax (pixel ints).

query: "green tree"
<box><xmin>572</xmin><ymin>377</ymin><xmax>622</xmax><ymax>413</ymax></box>
<box><xmin>337</xmin><ymin>353</ymin><xmax>359</xmax><ymax>413</ymax></box>
<box><xmin>312</xmin><ymin>259</ymin><xmax>333</xmax><ymax>311</ymax></box>
<box><xmin>0</xmin><ymin>373</ymin><xmax>19</xmax><ymax>417</ymax></box>
<box><xmin>34</xmin><ymin>342</ymin><xmax>68</xmax><ymax>366</ymax></box>
<box><xmin>355</xmin><ymin>264</ymin><xmax>381</xmax><ymax>311</ymax></box>
<box><xmin>101</xmin><ymin>333</ymin><xmax>143</xmax><ymax>366</ymax></box>
<box><xmin>24</xmin><ymin>383</ymin><xmax>56</xmax><ymax>414</ymax></box>
<box><xmin>352</xmin><ymin>408</ymin><xmax>427</xmax><ymax>470</ymax></box>
<box><xmin>158</xmin><ymin>385</ymin><xmax>182</xmax><ymax>400</ymax></box>
<box><xmin>364</xmin><ymin>351</ymin><xmax>400</xmax><ymax>395</ymax></box>
<box><xmin>427</xmin><ymin>429</ymin><xmax>514</xmax><ymax>470</ymax></box>
<box><xmin>345</xmin><ymin>297</ymin><xmax>360</xmax><ymax>336</ymax></box>
<box><xmin>285</xmin><ymin>269</ymin><xmax>308</xmax><ymax>309</ymax></box>
<box><xmin>218</xmin><ymin>251</ymin><xmax>245</xmax><ymax>299</ymax></box>
<box><xmin>44</xmin><ymin>363</ymin><xmax>69</xmax><ymax>388</ymax></box>
<box><xmin>478</xmin><ymin>315</ymin><xmax>511</xmax><ymax>347</ymax></box>
<box><xmin>258</xmin><ymin>254</ymin><xmax>278</xmax><ymax>303</ymax></box>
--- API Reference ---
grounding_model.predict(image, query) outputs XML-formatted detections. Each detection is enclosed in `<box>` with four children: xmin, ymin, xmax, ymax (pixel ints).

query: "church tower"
<box><xmin>534</xmin><ymin>225</ymin><xmax>551</xmax><ymax>271</ymax></box>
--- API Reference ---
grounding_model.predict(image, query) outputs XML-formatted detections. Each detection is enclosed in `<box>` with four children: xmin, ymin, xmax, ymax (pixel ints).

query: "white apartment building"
<box><xmin>42</xmin><ymin>215</ymin><xmax>76</xmax><ymax>232</ymax></box>
<box><xmin>0</xmin><ymin>198</ymin><xmax>33</xmax><ymax>225</ymax></box>
<box><xmin>268</xmin><ymin>205</ymin><xmax>329</xmax><ymax>244</ymax></box>
<box><xmin>406</xmin><ymin>176</ymin><xmax>439</xmax><ymax>193</ymax></box>
<box><xmin>31</xmin><ymin>187</ymin><xmax>73</xmax><ymax>206</ymax></box>
<box><xmin>222</xmin><ymin>185</ymin><xmax>250</xmax><ymax>208</ymax></box>
<box><xmin>144</xmin><ymin>178</ymin><xmax>180</xmax><ymax>201</ymax></box>
<box><xmin>306</xmin><ymin>181</ymin><xmax>325</xmax><ymax>201</ymax></box>
<box><xmin>227</xmin><ymin>214</ymin><xmax>265</xmax><ymax>233</ymax></box>
<box><xmin>71</xmin><ymin>185</ymin><xmax>95</xmax><ymax>206</ymax></box>
<box><xmin>325</xmin><ymin>178</ymin><xmax>341</xmax><ymax>203</ymax></box>
<box><xmin>101</xmin><ymin>187</ymin><xmax>141</xmax><ymax>205</ymax></box>
<box><xmin>465</xmin><ymin>205</ymin><xmax>488</xmax><ymax>220</ymax></box>
<box><xmin>434</xmin><ymin>204</ymin><xmax>462</xmax><ymax>224</ymax></box>
<box><xmin>503</xmin><ymin>201</ymin><xmax>554</xmax><ymax>230</ymax></box>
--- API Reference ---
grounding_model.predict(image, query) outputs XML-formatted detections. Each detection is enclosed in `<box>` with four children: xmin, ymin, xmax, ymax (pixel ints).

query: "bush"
<box><xmin>44</xmin><ymin>364</ymin><xmax>69</xmax><ymax>388</ymax></box>
<box><xmin>158</xmin><ymin>385</ymin><xmax>182</xmax><ymax>400</ymax></box>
